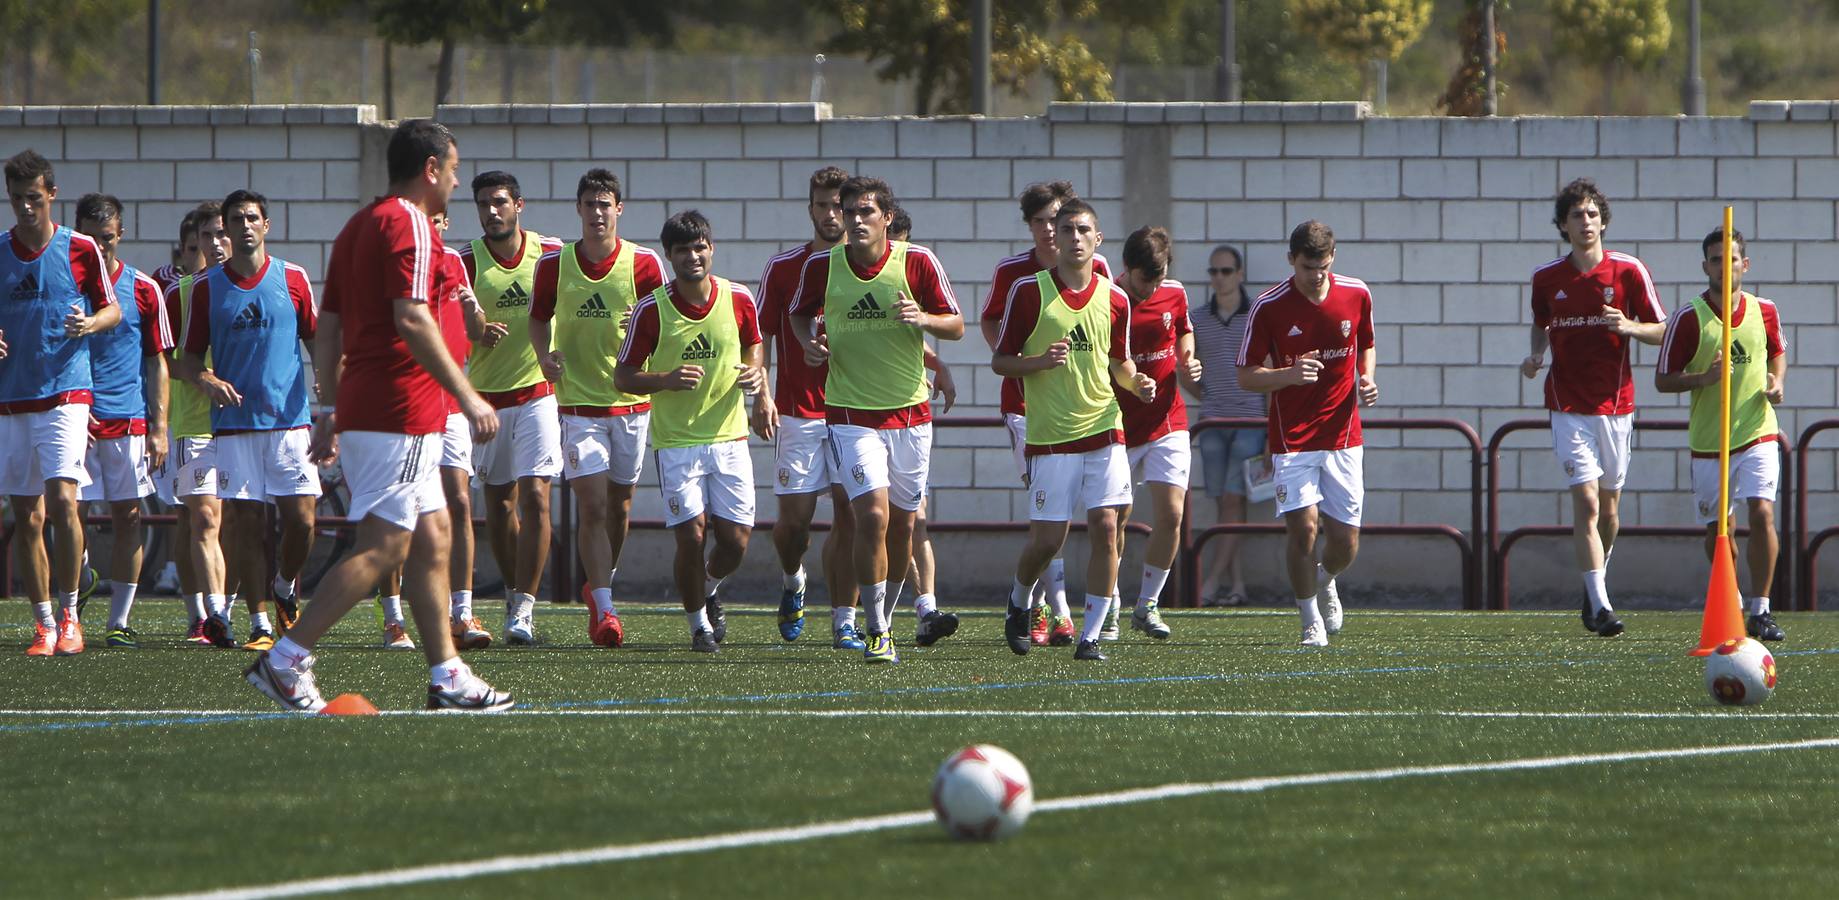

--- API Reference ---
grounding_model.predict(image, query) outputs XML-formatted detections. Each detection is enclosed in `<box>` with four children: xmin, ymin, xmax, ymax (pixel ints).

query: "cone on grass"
<box><xmin>1690</xmin><ymin>535</ymin><xmax>1748</xmax><ymax>657</ymax></box>
<box><xmin>320</xmin><ymin>693</ymin><xmax>379</xmax><ymax>716</ymax></box>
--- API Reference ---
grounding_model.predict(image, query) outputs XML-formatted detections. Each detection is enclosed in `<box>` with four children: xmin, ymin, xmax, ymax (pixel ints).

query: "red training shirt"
<box><xmin>982</xmin><ymin>249</ymin><xmax>1110</xmax><ymax>417</ymax></box>
<box><xmin>616</xmin><ymin>278</ymin><xmax>761</xmax><ymax>364</ymax></box>
<box><xmin>528</xmin><ymin>238</ymin><xmax>667</xmax><ymax>323</ymax></box>
<box><xmin>995</xmin><ymin>268</ymin><xmax>1131</xmax><ymax>456</ymax></box>
<box><xmin>1658</xmin><ymin>291</ymin><xmax>1786</xmax><ymax>457</ymax></box>
<box><xmin>756</xmin><ymin>242</ymin><xmax>828</xmax><ymax>419</ymax></box>
<box><xmin>1118</xmin><ymin>279</ymin><xmax>1193</xmax><ymax>447</ymax></box>
<box><xmin>1530</xmin><ymin>250</ymin><xmax>1664</xmax><ymax>416</ymax></box>
<box><xmin>320</xmin><ymin>196</ymin><xmax>445</xmax><ymax>435</ymax></box>
<box><xmin>433</xmin><ymin>244</ymin><xmax>471</xmax><ymax>415</ymax></box>
<box><xmin>1237</xmin><ymin>273</ymin><xmax>1375</xmax><ymax>454</ymax></box>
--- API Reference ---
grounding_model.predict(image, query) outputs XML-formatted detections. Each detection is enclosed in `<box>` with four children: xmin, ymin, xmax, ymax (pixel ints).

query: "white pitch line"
<box><xmin>9</xmin><ymin>707</ymin><xmax>1839</xmax><ymax>720</ymax></box>
<box><xmin>142</xmin><ymin>734</ymin><xmax>1839</xmax><ymax>900</ymax></box>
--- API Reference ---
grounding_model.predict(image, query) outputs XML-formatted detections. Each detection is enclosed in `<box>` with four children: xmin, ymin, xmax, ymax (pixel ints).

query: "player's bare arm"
<box><xmin>923</xmin><ymin>347</ymin><xmax>957</xmax><ymax>412</ymax></box>
<box><xmin>394</xmin><ymin>296</ymin><xmax>498</xmax><ymax>443</ymax></box>
<box><xmin>612</xmin><ymin>361</ymin><xmax>703</xmax><ymax>395</ymax></box>
<box><xmin>176</xmin><ymin>351</ymin><xmax>242</xmax><ymax>408</ymax></box>
<box><xmin>309</xmin><ymin>310</ymin><xmax>345</xmax><ymax>463</ymax></box>
<box><xmin>894</xmin><ymin>290</ymin><xmax>965</xmax><ymax>340</ymax></box>
<box><xmin>788</xmin><ymin>313</ymin><xmax>828</xmax><ymax>365</ymax></box>
<box><xmin>1766</xmin><ymin>351</ymin><xmax>1786</xmax><ymax>404</ymax></box>
<box><xmin>1238</xmin><ymin>350</ymin><xmax>1322</xmax><ymax>393</ymax></box>
<box><xmin>1356</xmin><ymin>346</ymin><xmax>1379</xmax><ymax>406</ymax></box>
<box><xmin>1110</xmin><ymin>357</ymin><xmax>1155</xmax><ymax>403</ymax></box>
<box><xmin>64</xmin><ymin>299</ymin><xmax>122</xmax><ymax>338</ymax></box>
<box><xmin>1522</xmin><ymin>324</ymin><xmax>1549</xmax><ymax>379</ymax></box>
<box><xmin>1655</xmin><ymin>348</ymin><xmax>1723</xmax><ymax>393</ymax></box>
<box><xmin>1602</xmin><ymin>303</ymin><xmax>1665</xmax><ymax>345</ymax></box>
<box><xmin>144</xmin><ymin>351</ymin><xmax>170</xmax><ymax>471</ymax></box>
<box><xmin>992</xmin><ymin>338</ymin><xmax>1069</xmax><ymax>377</ymax></box>
<box><xmin>1177</xmin><ymin>332</ymin><xmax>1203</xmax><ymax>391</ymax></box>
<box><xmin>529</xmin><ymin>316</ymin><xmax>563</xmax><ymax>381</ymax></box>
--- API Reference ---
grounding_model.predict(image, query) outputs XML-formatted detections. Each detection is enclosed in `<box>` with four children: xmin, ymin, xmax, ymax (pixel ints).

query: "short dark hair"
<box><xmin>1289</xmin><ymin>220</ymin><xmax>1335</xmax><ymax>258</ymax></box>
<box><xmin>1703</xmin><ymin>227</ymin><xmax>1747</xmax><ymax>260</ymax></box>
<box><xmin>1053</xmin><ymin>197</ymin><xmax>1097</xmax><ymax>226</ymax></box>
<box><xmin>839</xmin><ymin>176</ymin><xmax>895</xmax><ymax>215</ymax></box>
<box><xmin>808</xmin><ymin>166</ymin><xmax>849</xmax><ymax>201</ymax></box>
<box><xmin>221</xmin><ymin>189</ymin><xmax>269</xmax><ymax>222</ymax></box>
<box><xmin>1553</xmin><ymin>177</ymin><xmax>1611</xmax><ymax>237</ymax></box>
<box><xmin>889</xmin><ymin>207</ymin><xmax>912</xmax><ymax>241</ymax></box>
<box><xmin>74</xmin><ymin>193</ymin><xmax>123</xmax><ymax>226</ymax></box>
<box><xmin>178</xmin><ymin>207</ymin><xmax>200</xmax><ymax>241</ymax></box>
<box><xmin>471</xmin><ymin>170</ymin><xmax>521</xmax><ymax>202</ymax></box>
<box><xmin>3</xmin><ymin>149</ymin><xmax>54</xmax><ymax>189</ymax></box>
<box><xmin>1123</xmin><ymin>226</ymin><xmax>1172</xmax><ymax>281</ymax></box>
<box><xmin>1020</xmin><ymin>181</ymin><xmax>1077</xmax><ymax>220</ymax></box>
<box><xmin>386</xmin><ymin>119</ymin><xmax>457</xmax><ymax>184</ymax></box>
<box><xmin>576</xmin><ymin>167</ymin><xmax>622</xmax><ymax>203</ymax></box>
<box><xmin>190</xmin><ymin>200</ymin><xmax>224</xmax><ymax>230</ymax></box>
<box><xmin>659</xmin><ymin>209</ymin><xmax>714</xmax><ymax>251</ymax></box>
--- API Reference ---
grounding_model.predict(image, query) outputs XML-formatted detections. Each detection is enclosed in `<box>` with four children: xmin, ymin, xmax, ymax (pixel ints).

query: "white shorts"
<box><xmin>216</xmin><ymin>428</ymin><xmax>322</xmax><ymax>501</ymax></box>
<box><xmin>1691</xmin><ymin>443</ymin><xmax>1781</xmax><ymax>525</ymax></box>
<box><xmin>829</xmin><ymin>421</ymin><xmax>931</xmax><ymax>512</ymax></box>
<box><xmin>475</xmin><ymin>394</ymin><xmax>563</xmax><ymax>486</ymax></box>
<box><xmin>342</xmin><ymin>430</ymin><xmax>446</xmax><ymax>530</ymax></box>
<box><xmin>81</xmin><ymin>434</ymin><xmax>155</xmax><ymax>502</ymax></box>
<box><xmin>1272</xmin><ymin>446</ymin><xmax>1364</xmax><ymax>527</ymax></box>
<box><xmin>1026</xmin><ymin>443</ymin><xmax>1132</xmax><ymax>522</ymax></box>
<box><xmin>155</xmin><ymin>436</ymin><xmax>218</xmax><ymax>505</ymax></box>
<box><xmin>439</xmin><ymin>411</ymin><xmax>474</xmax><ymax>474</ymax></box>
<box><xmin>1005</xmin><ymin>413</ymin><xmax>1030</xmax><ymax>484</ymax></box>
<box><xmin>1551</xmin><ymin>411</ymin><xmax>1633</xmax><ymax>491</ymax></box>
<box><xmin>0</xmin><ymin>404</ymin><xmax>91</xmax><ymax>497</ymax></box>
<box><xmin>657</xmin><ymin>439</ymin><xmax>755</xmax><ymax>528</ymax></box>
<box><xmin>561</xmin><ymin>411</ymin><xmax>648</xmax><ymax>484</ymax></box>
<box><xmin>773</xmin><ymin>415</ymin><xmax>839</xmax><ymax>495</ymax></box>
<box><xmin>1127</xmin><ymin>430</ymin><xmax>1192</xmax><ymax>488</ymax></box>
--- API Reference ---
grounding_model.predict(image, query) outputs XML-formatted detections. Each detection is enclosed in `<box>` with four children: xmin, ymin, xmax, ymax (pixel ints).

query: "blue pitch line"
<box><xmin>0</xmin><ymin>712</ymin><xmax>298</xmax><ymax>733</ymax></box>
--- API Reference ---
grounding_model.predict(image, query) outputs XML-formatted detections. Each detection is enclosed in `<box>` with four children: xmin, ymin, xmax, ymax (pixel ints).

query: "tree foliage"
<box><xmin>1436</xmin><ymin>0</ymin><xmax>1507</xmax><ymax>116</ymax></box>
<box><xmin>1550</xmin><ymin>0</ymin><xmax>1671</xmax><ymax>69</ymax></box>
<box><xmin>0</xmin><ymin>0</ymin><xmax>139</xmax><ymax>103</ymax></box>
<box><xmin>816</xmin><ymin>0</ymin><xmax>1115</xmax><ymax>115</ymax></box>
<box><xmin>1287</xmin><ymin>0</ymin><xmax>1433</xmax><ymax>65</ymax></box>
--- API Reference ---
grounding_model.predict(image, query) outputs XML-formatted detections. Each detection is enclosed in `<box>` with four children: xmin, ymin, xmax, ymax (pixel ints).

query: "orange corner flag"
<box><xmin>320</xmin><ymin>693</ymin><xmax>380</xmax><ymax>716</ymax></box>
<box><xmin>1690</xmin><ymin>535</ymin><xmax>1748</xmax><ymax>656</ymax></box>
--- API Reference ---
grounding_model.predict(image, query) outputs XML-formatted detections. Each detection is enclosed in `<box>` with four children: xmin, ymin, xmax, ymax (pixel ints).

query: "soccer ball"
<box><xmin>1705</xmin><ymin>637</ymin><xmax>1777</xmax><ymax>706</ymax></box>
<box><xmin>931</xmin><ymin>744</ymin><xmax>1034</xmax><ymax>841</ymax></box>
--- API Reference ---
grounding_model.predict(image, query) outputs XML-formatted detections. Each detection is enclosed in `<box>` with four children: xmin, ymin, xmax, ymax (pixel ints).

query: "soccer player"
<box><xmin>74</xmin><ymin>193</ymin><xmax>173</xmax><ymax>649</ymax></box>
<box><xmin>530</xmin><ymin>168</ymin><xmax>667</xmax><ymax>649</ymax></box>
<box><xmin>757</xmin><ymin>166</ymin><xmax>863</xmax><ymax>648</ymax></box>
<box><xmin>2</xmin><ymin>150</ymin><xmax>122</xmax><ymax>657</ymax></box>
<box><xmin>1114</xmin><ymin>226</ymin><xmax>1202</xmax><ymax>641</ymax></box>
<box><xmin>788</xmin><ymin>176</ymin><xmax>965</xmax><ymax>664</ymax></box>
<box><xmin>150</xmin><ymin>207</ymin><xmax>198</xmax><ymax>292</ymax></box>
<box><xmin>460</xmin><ymin>170</ymin><xmax>563</xmax><ymax>646</ymax></box>
<box><xmin>993</xmin><ymin>199</ymin><xmax>1152</xmax><ymax>662</ymax></box>
<box><xmin>614</xmin><ymin>210</ymin><xmax>767</xmax><ymax>652</ymax></box>
<box><xmin>431</xmin><ymin>209</ymin><xmax>493</xmax><ymax>650</ymax></box>
<box><xmin>178</xmin><ymin>190</ymin><xmax>319</xmax><ymax>653</ymax></box>
<box><xmin>246</xmin><ymin>118</ymin><xmax>511</xmax><ymax>712</ymax></box>
<box><xmin>157</xmin><ymin>203</ymin><xmax>236</xmax><ymax>645</ymax></box>
<box><xmin>981</xmin><ymin>181</ymin><xmax>1112</xmax><ymax>647</ymax></box>
<box><xmin>1521</xmin><ymin>178</ymin><xmax>1665</xmax><ymax>637</ymax></box>
<box><xmin>1655</xmin><ymin>227</ymin><xmax>1787</xmax><ymax>643</ymax></box>
<box><xmin>1236</xmin><ymin>221</ymin><xmax>1378</xmax><ymax>648</ymax></box>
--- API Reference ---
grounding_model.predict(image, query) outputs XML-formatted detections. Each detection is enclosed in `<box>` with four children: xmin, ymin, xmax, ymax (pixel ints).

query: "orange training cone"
<box><xmin>1690</xmin><ymin>535</ymin><xmax>1748</xmax><ymax>656</ymax></box>
<box><xmin>319</xmin><ymin>693</ymin><xmax>380</xmax><ymax>716</ymax></box>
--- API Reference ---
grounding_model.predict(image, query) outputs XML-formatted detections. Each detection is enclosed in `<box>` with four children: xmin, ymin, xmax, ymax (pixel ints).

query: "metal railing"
<box><xmin>1794</xmin><ymin>419</ymin><xmax>1839</xmax><ymax>611</ymax></box>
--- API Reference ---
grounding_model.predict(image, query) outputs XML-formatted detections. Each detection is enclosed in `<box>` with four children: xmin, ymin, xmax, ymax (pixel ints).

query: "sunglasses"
<box><xmin>1207</xmin><ymin>267</ymin><xmax>1238</xmax><ymax>276</ymax></box>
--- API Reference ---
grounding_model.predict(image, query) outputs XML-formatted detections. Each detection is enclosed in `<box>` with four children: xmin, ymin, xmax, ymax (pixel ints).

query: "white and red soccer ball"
<box><xmin>1705</xmin><ymin>637</ymin><xmax>1777</xmax><ymax>706</ymax></box>
<box><xmin>932</xmin><ymin>744</ymin><xmax>1034</xmax><ymax>841</ymax></box>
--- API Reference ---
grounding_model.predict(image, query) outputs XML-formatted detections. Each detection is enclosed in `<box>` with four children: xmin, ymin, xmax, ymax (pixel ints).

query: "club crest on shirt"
<box><xmin>851</xmin><ymin>463</ymin><xmax>865</xmax><ymax>485</ymax></box>
<box><xmin>1603</xmin><ymin>287</ymin><xmax>1615</xmax><ymax>306</ymax></box>
<box><xmin>1339</xmin><ymin>320</ymin><xmax>1351</xmax><ymax>338</ymax></box>
<box><xmin>1160</xmin><ymin>311</ymin><xmax>1172</xmax><ymax>331</ymax></box>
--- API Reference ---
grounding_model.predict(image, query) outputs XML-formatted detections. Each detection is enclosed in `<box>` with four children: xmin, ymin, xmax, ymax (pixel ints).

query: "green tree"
<box><xmin>817</xmin><ymin>0</ymin><xmax>1115</xmax><ymax>115</ymax></box>
<box><xmin>306</xmin><ymin>0</ymin><xmax>547</xmax><ymax>105</ymax></box>
<box><xmin>1435</xmin><ymin>0</ymin><xmax>1507</xmax><ymax>116</ymax></box>
<box><xmin>1550</xmin><ymin>0</ymin><xmax>1671</xmax><ymax>112</ymax></box>
<box><xmin>1288</xmin><ymin>0</ymin><xmax>1433</xmax><ymax>65</ymax></box>
<box><xmin>0</xmin><ymin>0</ymin><xmax>139</xmax><ymax>104</ymax></box>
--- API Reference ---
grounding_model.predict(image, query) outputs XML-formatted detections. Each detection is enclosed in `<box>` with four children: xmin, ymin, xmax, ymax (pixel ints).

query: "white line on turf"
<box><xmin>9</xmin><ymin>707</ymin><xmax>1839</xmax><ymax>719</ymax></box>
<box><xmin>140</xmin><ymin>734</ymin><xmax>1839</xmax><ymax>900</ymax></box>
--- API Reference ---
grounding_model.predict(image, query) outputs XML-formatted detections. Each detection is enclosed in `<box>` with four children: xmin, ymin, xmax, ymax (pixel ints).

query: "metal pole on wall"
<box><xmin>970</xmin><ymin>0</ymin><xmax>991</xmax><ymax>114</ymax></box>
<box><xmin>247</xmin><ymin>31</ymin><xmax>260</xmax><ymax>104</ymax></box>
<box><xmin>1482</xmin><ymin>0</ymin><xmax>1498</xmax><ymax>115</ymax></box>
<box><xmin>1218</xmin><ymin>0</ymin><xmax>1240</xmax><ymax>101</ymax></box>
<box><xmin>147</xmin><ymin>0</ymin><xmax>161</xmax><ymax>104</ymax></box>
<box><xmin>1683</xmin><ymin>0</ymin><xmax>1706</xmax><ymax>115</ymax></box>
<box><xmin>383</xmin><ymin>41</ymin><xmax>394</xmax><ymax>119</ymax></box>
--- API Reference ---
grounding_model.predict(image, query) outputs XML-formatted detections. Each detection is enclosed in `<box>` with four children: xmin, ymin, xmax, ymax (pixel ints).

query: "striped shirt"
<box><xmin>1189</xmin><ymin>290</ymin><xmax>1263</xmax><ymax>420</ymax></box>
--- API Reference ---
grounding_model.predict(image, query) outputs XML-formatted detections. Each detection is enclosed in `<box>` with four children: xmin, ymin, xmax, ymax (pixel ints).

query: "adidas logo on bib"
<box><xmin>576</xmin><ymin>292</ymin><xmax>613</xmax><ymax>319</ymax></box>
<box><xmin>846</xmin><ymin>293</ymin><xmax>885</xmax><ymax>320</ymax></box>
<box><xmin>496</xmin><ymin>282</ymin><xmax>530</xmax><ymax>309</ymax></box>
<box><xmin>231</xmin><ymin>301</ymin><xmax>269</xmax><ymax>330</ymax></box>
<box><xmin>9</xmin><ymin>272</ymin><xmax>43</xmax><ymax>302</ymax></box>
<box><xmin>681</xmin><ymin>333</ymin><xmax>718</xmax><ymax>360</ymax></box>
<box><xmin>1067</xmin><ymin>323</ymin><xmax>1095</xmax><ymax>352</ymax></box>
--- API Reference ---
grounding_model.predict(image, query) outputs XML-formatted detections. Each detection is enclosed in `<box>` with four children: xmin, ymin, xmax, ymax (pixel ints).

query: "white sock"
<box><xmin>252</xmin><ymin>611</ymin><xmax>272</xmax><ymax>632</ymax></box>
<box><xmin>381</xmin><ymin>595</ymin><xmax>404</xmax><ymax>626</ymax></box>
<box><xmin>272</xmin><ymin>573</ymin><xmax>296</xmax><ymax>601</ymax></box>
<box><xmin>58</xmin><ymin>590</ymin><xmax>78</xmax><ymax>611</ymax></box>
<box><xmin>186</xmin><ymin>592</ymin><xmax>207</xmax><ymax>621</ymax></box>
<box><xmin>1080</xmin><ymin>594</ymin><xmax>1112</xmax><ymax>643</ymax></box>
<box><xmin>1030</xmin><ymin>574</ymin><xmax>1048</xmax><ymax>608</ymax></box>
<box><xmin>686</xmin><ymin>606</ymin><xmax>711</xmax><ymax>634</ymax></box>
<box><xmin>430</xmin><ymin>656</ymin><xmax>469</xmax><ymax>689</ymax></box>
<box><xmin>1047</xmin><ymin>558</ymin><xmax>1068</xmax><ymax>616</ymax></box>
<box><xmin>784</xmin><ymin>566</ymin><xmax>806</xmax><ymax>592</ymax></box>
<box><xmin>509</xmin><ymin>592</ymin><xmax>535</xmax><ymax>619</ymax></box>
<box><xmin>1752</xmin><ymin>595</ymin><xmax>1771</xmax><ymax>616</ymax></box>
<box><xmin>882</xmin><ymin>580</ymin><xmax>905</xmax><ymax>621</ymax></box>
<box><xmin>832</xmin><ymin>605</ymin><xmax>857</xmax><ymax>630</ymax></box>
<box><xmin>207</xmin><ymin>593</ymin><xmax>228</xmax><ymax>617</ymax></box>
<box><xmin>1010</xmin><ymin>577</ymin><xmax>1034</xmax><ymax>611</ymax></box>
<box><xmin>914</xmin><ymin>592</ymin><xmax>937</xmax><ymax>618</ymax></box>
<box><xmin>861</xmin><ymin>583</ymin><xmax>888</xmax><ymax>634</ymax></box>
<box><xmin>1297</xmin><ymin>596</ymin><xmax>1324</xmax><ymax>630</ymax></box>
<box><xmin>108</xmin><ymin>582</ymin><xmax>138</xmax><ymax>630</ymax></box>
<box><xmin>590</xmin><ymin>588</ymin><xmax>615</xmax><ymax>616</ymax></box>
<box><xmin>271</xmin><ymin>635</ymin><xmax>311</xmax><ymax>667</ymax></box>
<box><xmin>451</xmin><ymin>589</ymin><xmax>473</xmax><ymax>620</ymax></box>
<box><xmin>32</xmin><ymin>601</ymin><xmax>54</xmax><ymax>629</ymax></box>
<box><xmin>1139</xmin><ymin>564</ymin><xmax>1171</xmax><ymax>606</ymax></box>
<box><xmin>1583</xmin><ymin>569</ymin><xmax>1611</xmax><ymax>613</ymax></box>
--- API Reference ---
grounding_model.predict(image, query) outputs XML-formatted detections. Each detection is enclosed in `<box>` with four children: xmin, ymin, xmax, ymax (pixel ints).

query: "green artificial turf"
<box><xmin>2</xmin><ymin>601</ymin><xmax>1834</xmax><ymax>898</ymax></box>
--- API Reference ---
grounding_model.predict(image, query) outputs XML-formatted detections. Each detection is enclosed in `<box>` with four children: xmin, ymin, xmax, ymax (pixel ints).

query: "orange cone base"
<box><xmin>320</xmin><ymin>693</ymin><xmax>380</xmax><ymax>716</ymax></box>
<box><xmin>1689</xmin><ymin>535</ymin><xmax>1748</xmax><ymax>657</ymax></box>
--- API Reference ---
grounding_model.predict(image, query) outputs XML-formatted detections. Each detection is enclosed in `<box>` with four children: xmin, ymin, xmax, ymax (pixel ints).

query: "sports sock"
<box><xmin>590</xmin><ymin>588</ymin><xmax>614</xmax><ymax>617</ymax></box>
<box><xmin>381</xmin><ymin>595</ymin><xmax>404</xmax><ymax>626</ymax></box>
<box><xmin>1297</xmin><ymin>596</ymin><xmax>1324</xmax><ymax>631</ymax></box>
<box><xmin>509</xmin><ymin>592</ymin><xmax>535</xmax><ymax>620</ymax></box>
<box><xmin>1030</xmin><ymin>574</ymin><xmax>1048</xmax><ymax>608</ymax></box>
<box><xmin>686</xmin><ymin>606</ymin><xmax>712</xmax><ymax>634</ymax></box>
<box><xmin>1047</xmin><ymin>558</ymin><xmax>1069</xmax><ymax>617</ymax></box>
<box><xmin>451</xmin><ymin>589</ymin><xmax>473</xmax><ymax>620</ymax></box>
<box><xmin>914</xmin><ymin>592</ymin><xmax>938</xmax><ymax>618</ymax></box>
<box><xmin>252</xmin><ymin>611</ymin><xmax>272</xmax><ymax>633</ymax></box>
<box><xmin>430</xmin><ymin>656</ymin><xmax>469</xmax><ymax>689</ymax></box>
<box><xmin>186</xmin><ymin>592</ymin><xmax>207</xmax><ymax>621</ymax></box>
<box><xmin>1080</xmin><ymin>594</ymin><xmax>1112</xmax><ymax>643</ymax></box>
<box><xmin>271</xmin><ymin>635</ymin><xmax>310</xmax><ymax>667</ymax></box>
<box><xmin>860</xmin><ymin>583</ymin><xmax>887</xmax><ymax>634</ymax></box>
<box><xmin>784</xmin><ymin>566</ymin><xmax>806</xmax><ymax>592</ymax></box>
<box><xmin>832</xmin><ymin>605</ymin><xmax>857</xmax><ymax>630</ymax></box>
<box><xmin>1753</xmin><ymin>595</ymin><xmax>1771</xmax><ymax>615</ymax></box>
<box><xmin>1139</xmin><ymin>564</ymin><xmax>1171</xmax><ymax>605</ymax></box>
<box><xmin>1583</xmin><ymin>569</ymin><xmax>1611</xmax><ymax>613</ymax></box>
<box><xmin>32</xmin><ymin>601</ymin><xmax>54</xmax><ymax>629</ymax></box>
<box><xmin>58</xmin><ymin>590</ymin><xmax>78</xmax><ymax>611</ymax></box>
<box><xmin>107</xmin><ymin>582</ymin><xmax>138</xmax><ymax>630</ymax></box>
<box><xmin>705</xmin><ymin>574</ymin><xmax>727</xmax><ymax>600</ymax></box>
<box><xmin>207</xmin><ymin>593</ymin><xmax>228</xmax><ymax>617</ymax></box>
<box><xmin>272</xmin><ymin>573</ymin><xmax>296</xmax><ymax>601</ymax></box>
<box><xmin>1010</xmin><ymin>577</ymin><xmax>1033</xmax><ymax>611</ymax></box>
<box><xmin>882</xmin><ymin>580</ymin><xmax>905</xmax><ymax>621</ymax></box>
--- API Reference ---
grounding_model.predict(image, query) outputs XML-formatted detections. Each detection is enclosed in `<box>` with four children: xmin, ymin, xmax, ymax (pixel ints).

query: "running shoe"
<box><xmin>383</xmin><ymin>621</ymin><xmax>415</xmax><ymax>650</ymax></box>
<box><xmin>1131</xmin><ymin>603</ymin><xmax>1171</xmax><ymax>640</ymax></box>
<box><xmin>690</xmin><ymin>629</ymin><xmax>719</xmax><ymax>654</ymax></box>
<box><xmin>427</xmin><ymin>673</ymin><xmax>514</xmax><ymax>712</ymax></box>
<box><xmin>707</xmin><ymin>595</ymin><xmax>727</xmax><ymax>644</ymax></box>
<box><xmin>1319</xmin><ymin>577</ymin><xmax>1343</xmax><ymax>635</ymax></box>
<box><xmin>777</xmin><ymin>585</ymin><xmax>806</xmax><ymax>642</ymax></box>
<box><xmin>451</xmin><ymin>616</ymin><xmax>493</xmax><ymax>650</ymax></box>
<box><xmin>1003</xmin><ymin>608</ymin><xmax>1031</xmax><ymax>656</ymax></box>
<box><xmin>590</xmin><ymin>611</ymin><xmax>624</xmax><ymax>648</ymax></box>
<box><xmin>26</xmin><ymin>622</ymin><xmax>54</xmax><ymax>657</ymax></box>
<box><xmin>1073</xmin><ymin>639</ymin><xmax>1106</xmax><ymax>661</ymax></box>
<box><xmin>185</xmin><ymin>618</ymin><xmax>212</xmax><ymax>646</ymax></box>
<box><xmin>1101</xmin><ymin>601</ymin><xmax>1121</xmax><ymax>641</ymax></box>
<box><xmin>105</xmin><ymin>627</ymin><xmax>140</xmax><ymax>649</ymax></box>
<box><xmin>54</xmin><ymin>614</ymin><xmax>84</xmax><ymax>656</ymax></box>
<box><xmin>504</xmin><ymin>600</ymin><xmax>535</xmax><ymax>646</ymax></box>
<box><xmin>1301</xmin><ymin>620</ymin><xmax>1328</xmax><ymax>647</ymax></box>
<box><xmin>242</xmin><ymin>628</ymin><xmax>276</xmax><ymax>652</ymax></box>
<box><xmin>863</xmin><ymin>631</ymin><xmax>899</xmax><ymax>664</ymax></box>
<box><xmin>204</xmin><ymin>613</ymin><xmax>236</xmax><ymax>649</ymax></box>
<box><xmin>1586</xmin><ymin>606</ymin><xmax>1625</xmax><ymax>638</ymax></box>
<box><xmin>245</xmin><ymin>651</ymin><xmax>327</xmax><ymax>713</ymax></box>
<box><xmin>1029</xmin><ymin>603</ymin><xmax>1051</xmax><ymax>646</ymax></box>
<box><xmin>1748</xmin><ymin>611</ymin><xmax>1785</xmax><ymax>642</ymax></box>
<box><xmin>914</xmin><ymin>610</ymin><xmax>959</xmax><ymax>647</ymax></box>
<box><xmin>833</xmin><ymin>622</ymin><xmax>866</xmax><ymax>650</ymax></box>
<box><xmin>1048</xmin><ymin>614</ymin><xmax>1075</xmax><ymax>647</ymax></box>
<box><xmin>76</xmin><ymin>565</ymin><xmax>100</xmax><ymax>604</ymax></box>
<box><xmin>274</xmin><ymin>592</ymin><xmax>300</xmax><ymax>633</ymax></box>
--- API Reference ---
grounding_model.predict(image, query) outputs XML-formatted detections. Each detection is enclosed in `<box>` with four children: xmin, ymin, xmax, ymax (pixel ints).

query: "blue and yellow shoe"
<box><xmin>832</xmin><ymin>623</ymin><xmax>866</xmax><ymax>650</ymax></box>
<box><xmin>105</xmin><ymin>627</ymin><xmax>140</xmax><ymax>649</ymax></box>
<box><xmin>777</xmin><ymin>586</ymin><xmax>806</xmax><ymax>642</ymax></box>
<box><xmin>863</xmin><ymin>631</ymin><xmax>898</xmax><ymax>664</ymax></box>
